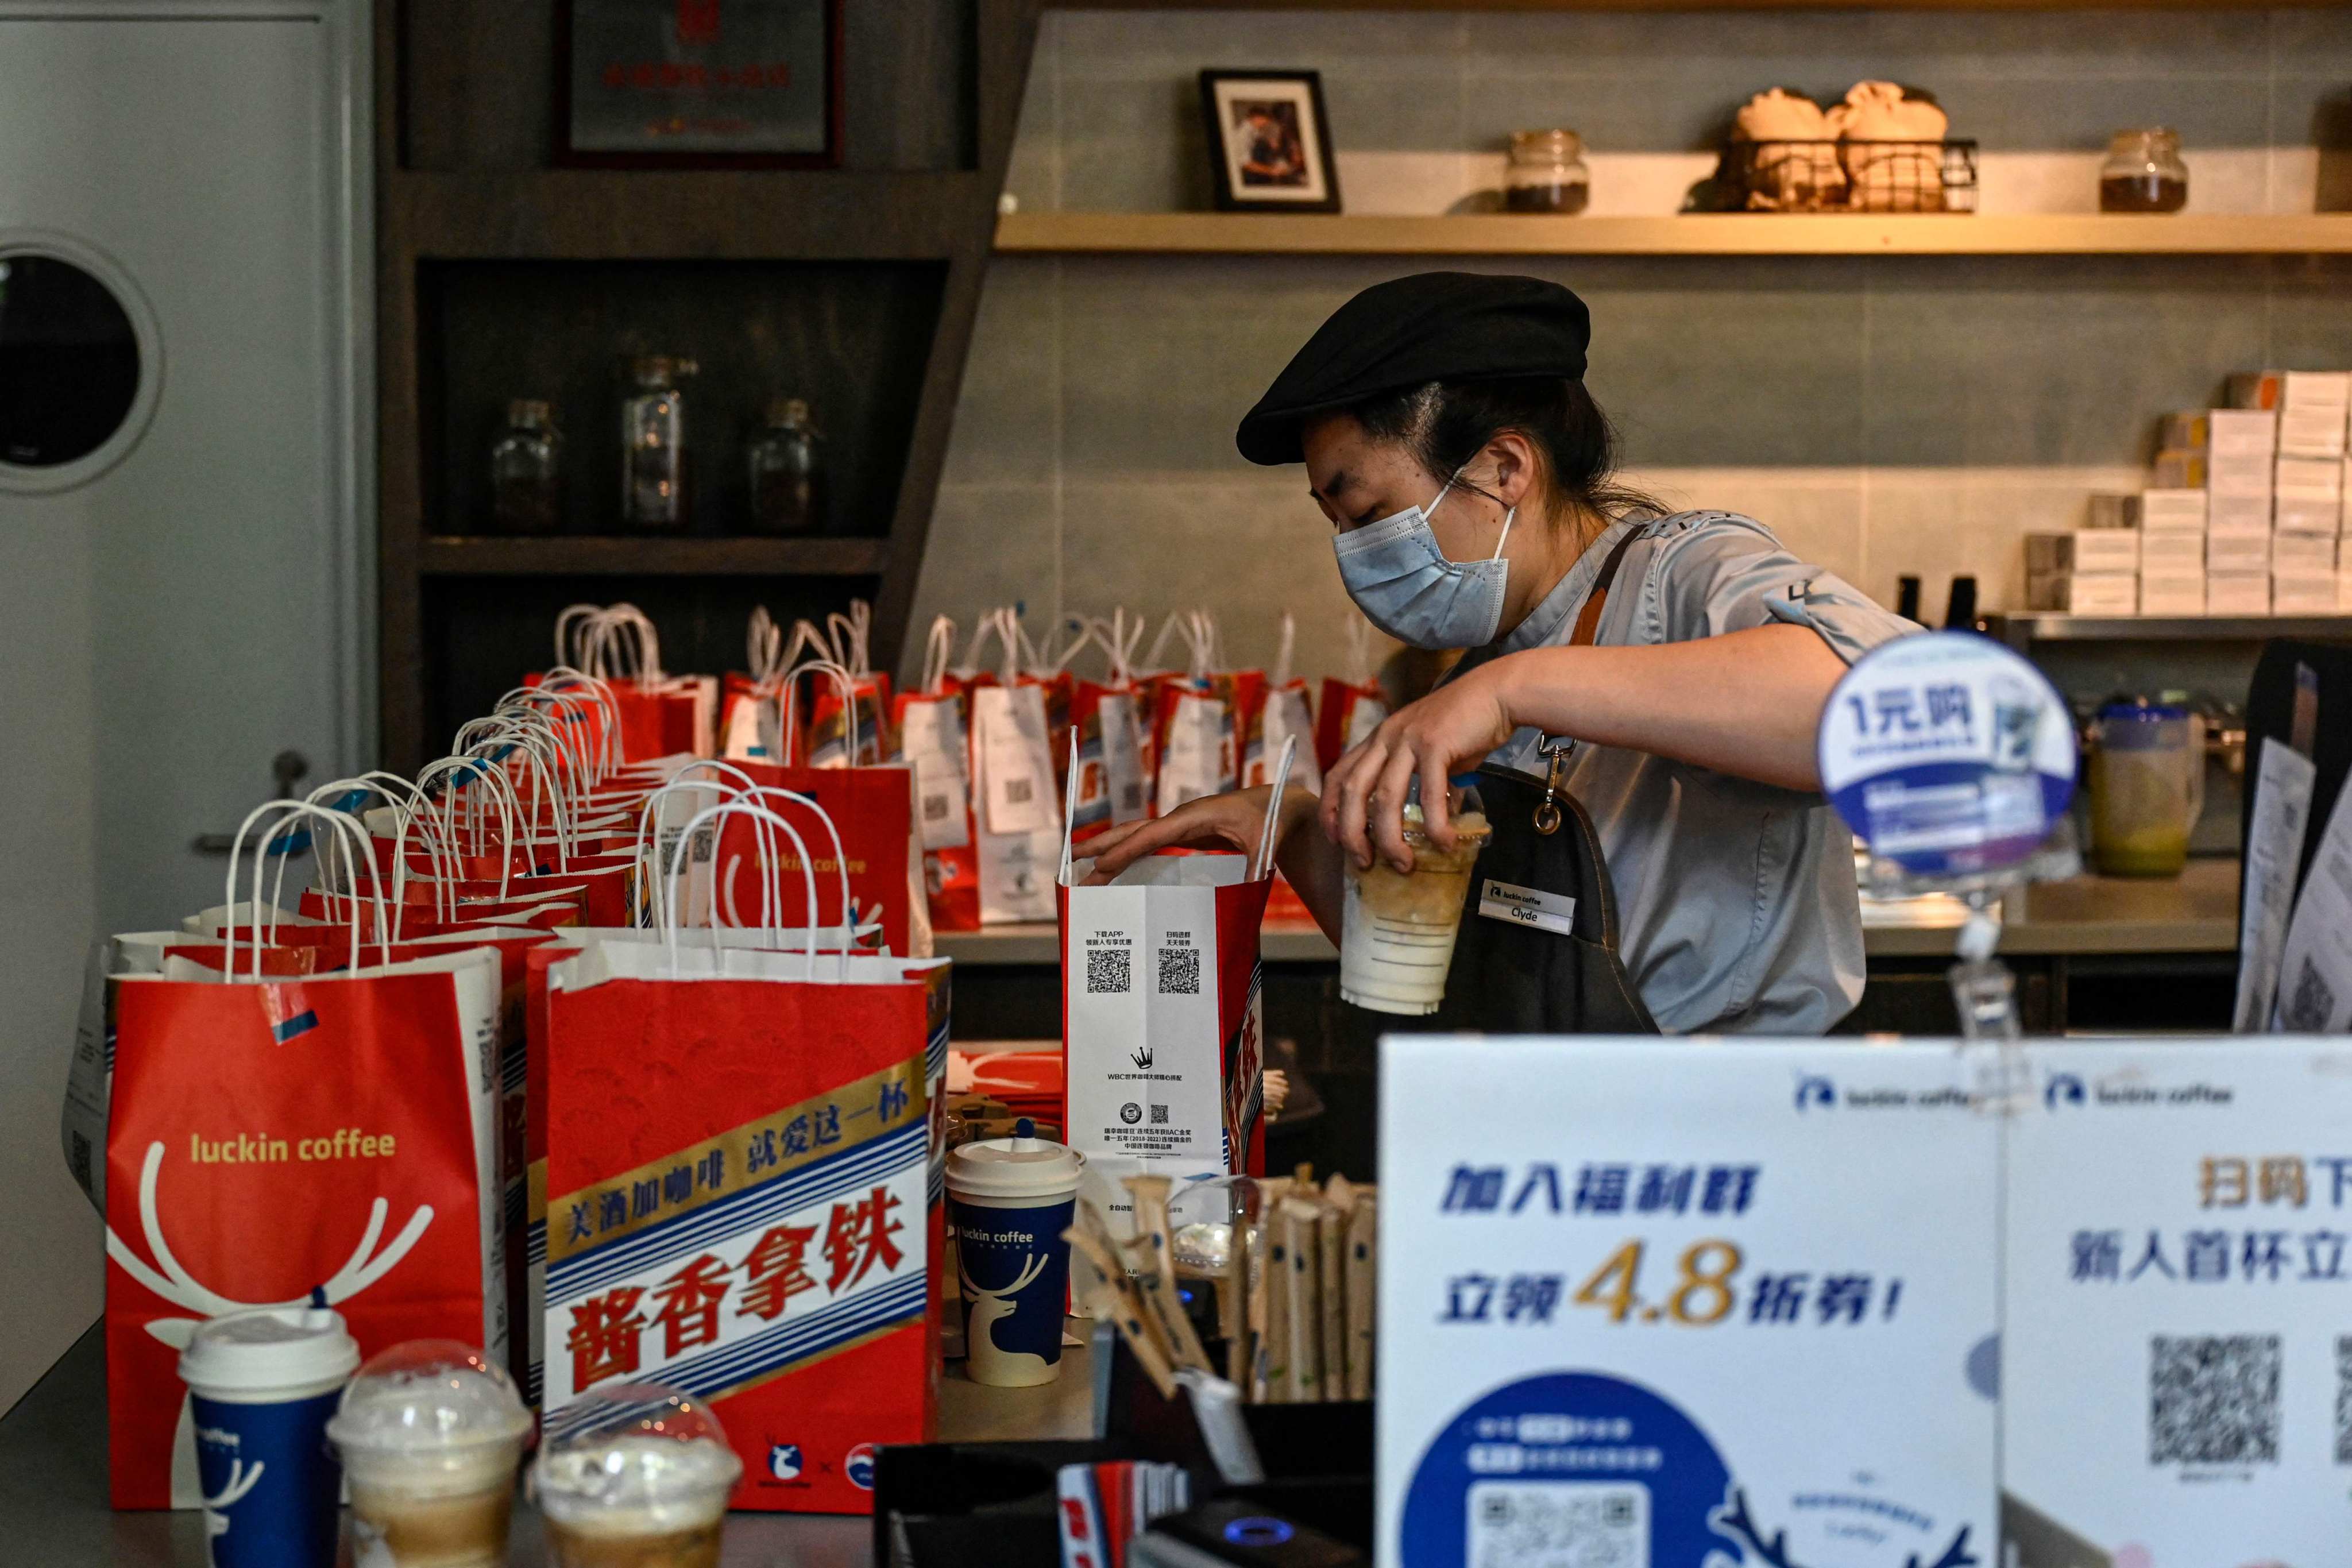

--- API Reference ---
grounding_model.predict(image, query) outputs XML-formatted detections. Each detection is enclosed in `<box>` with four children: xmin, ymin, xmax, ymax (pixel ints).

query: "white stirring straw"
<box><xmin>1252</xmin><ymin>736</ymin><xmax>1297</xmax><ymax>882</ymax></box>
<box><xmin>1057</xmin><ymin>731</ymin><xmax>1084</xmax><ymax>886</ymax></box>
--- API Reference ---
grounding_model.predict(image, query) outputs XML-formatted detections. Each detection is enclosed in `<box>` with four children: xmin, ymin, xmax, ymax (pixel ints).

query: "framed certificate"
<box><xmin>558</xmin><ymin>0</ymin><xmax>841</xmax><ymax>168</ymax></box>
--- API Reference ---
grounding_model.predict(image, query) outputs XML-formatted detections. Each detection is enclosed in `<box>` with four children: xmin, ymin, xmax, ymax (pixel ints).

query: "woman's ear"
<box><xmin>1482</xmin><ymin>431</ymin><xmax>1540</xmax><ymax>510</ymax></box>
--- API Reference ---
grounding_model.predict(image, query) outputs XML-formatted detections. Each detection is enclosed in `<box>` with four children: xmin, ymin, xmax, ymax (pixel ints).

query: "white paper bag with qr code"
<box><xmin>1058</xmin><ymin>814</ymin><xmax>1275</xmax><ymax>1181</ymax></box>
<box><xmin>971</xmin><ymin>674</ymin><xmax>1060</xmax><ymax>924</ymax></box>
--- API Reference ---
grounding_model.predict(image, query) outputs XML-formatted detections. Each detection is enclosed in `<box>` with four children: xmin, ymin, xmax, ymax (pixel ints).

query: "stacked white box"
<box><xmin>2026</xmin><ymin>574</ymin><xmax>2135</xmax><ymax>615</ymax></box>
<box><xmin>2134</xmin><ymin>488</ymin><xmax>2208</xmax><ymax>532</ymax></box>
<box><xmin>2207</xmin><ymin>573</ymin><xmax>2271</xmax><ymax>615</ymax></box>
<box><xmin>2273</xmin><ymin>573</ymin><xmax>2338</xmax><ymax>613</ymax></box>
<box><xmin>2206</xmin><ymin>491</ymin><xmax>2272</xmax><ymax>535</ymax></box>
<box><xmin>2273</xmin><ymin>531</ymin><xmax>2338</xmax><ymax>571</ymax></box>
<box><xmin>2026</xmin><ymin>531</ymin><xmax>2138</xmax><ymax>576</ymax></box>
<box><xmin>2137</xmin><ymin>531</ymin><xmax>2206</xmax><ymax>572</ymax></box>
<box><xmin>2207</xmin><ymin>532</ymin><xmax>2271</xmax><ymax>573</ymax></box>
<box><xmin>2224</xmin><ymin>370</ymin><xmax>2351</xmax><ymax>458</ymax></box>
<box><xmin>2077</xmin><ymin>490</ymin><xmax>2208</xmax><ymax>621</ymax></box>
<box><xmin>2137</xmin><ymin>576</ymin><xmax>2206</xmax><ymax>615</ymax></box>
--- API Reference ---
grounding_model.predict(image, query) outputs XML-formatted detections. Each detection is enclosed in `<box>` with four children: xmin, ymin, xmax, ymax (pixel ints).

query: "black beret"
<box><xmin>1235</xmin><ymin>271</ymin><xmax>1592</xmax><ymax>466</ymax></box>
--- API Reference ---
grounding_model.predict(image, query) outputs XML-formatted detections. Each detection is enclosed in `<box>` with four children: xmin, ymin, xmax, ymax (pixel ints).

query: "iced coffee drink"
<box><xmin>533</xmin><ymin>1385</ymin><xmax>741</xmax><ymax>1568</ymax></box>
<box><xmin>325</xmin><ymin>1341</ymin><xmax>532</xmax><ymax>1568</ymax></box>
<box><xmin>1340</xmin><ymin>800</ymin><xmax>1490</xmax><ymax>1015</ymax></box>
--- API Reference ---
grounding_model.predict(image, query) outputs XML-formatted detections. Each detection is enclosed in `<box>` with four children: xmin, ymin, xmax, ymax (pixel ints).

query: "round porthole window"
<box><xmin>0</xmin><ymin>231</ymin><xmax>163</xmax><ymax>494</ymax></box>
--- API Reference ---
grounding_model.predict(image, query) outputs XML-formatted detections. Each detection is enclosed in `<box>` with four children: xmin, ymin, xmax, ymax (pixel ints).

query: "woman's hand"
<box><xmin>1080</xmin><ymin>785</ymin><xmax>1319</xmax><ymax>883</ymax></box>
<box><xmin>1323</xmin><ymin>658</ymin><xmax>1516</xmax><ymax>873</ymax></box>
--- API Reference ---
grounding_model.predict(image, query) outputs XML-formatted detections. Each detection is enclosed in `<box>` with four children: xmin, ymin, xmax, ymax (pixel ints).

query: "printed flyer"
<box><xmin>1378</xmin><ymin>1037</ymin><xmax>1998</xmax><ymax>1568</ymax></box>
<box><xmin>2005</xmin><ymin>1038</ymin><xmax>2352</xmax><ymax>1564</ymax></box>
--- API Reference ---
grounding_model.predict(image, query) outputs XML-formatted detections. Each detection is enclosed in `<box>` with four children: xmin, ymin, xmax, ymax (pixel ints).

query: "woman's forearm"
<box><xmin>1273</xmin><ymin>790</ymin><xmax>1348</xmax><ymax>942</ymax></box>
<box><xmin>1493</xmin><ymin>623</ymin><xmax>1847</xmax><ymax>791</ymax></box>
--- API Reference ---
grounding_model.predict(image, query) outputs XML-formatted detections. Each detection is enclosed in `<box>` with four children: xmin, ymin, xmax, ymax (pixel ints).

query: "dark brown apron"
<box><xmin>1343</xmin><ymin>527</ymin><xmax>1660</xmax><ymax>1040</ymax></box>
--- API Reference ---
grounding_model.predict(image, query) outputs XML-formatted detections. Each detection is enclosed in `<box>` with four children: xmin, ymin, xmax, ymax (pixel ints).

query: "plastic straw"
<box><xmin>1252</xmin><ymin>735</ymin><xmax>1297</xmax><ymax>882</ymax></box>
<box><xmin>1058</xmin><ymin>731</ymin><xmax>1084</xmax><ymax>886</ymax></box>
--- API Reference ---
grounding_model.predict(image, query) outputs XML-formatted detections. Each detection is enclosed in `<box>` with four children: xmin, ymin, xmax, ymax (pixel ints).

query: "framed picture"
<box><xmin>558</xmin><ymin>0</ymin><xmax>842</xmax><ymax>168</ymax></box>
<box><xmin>1199</xmin><ymin>70</ymin><xmax>1341</xmax><ymax>214</ymax></box>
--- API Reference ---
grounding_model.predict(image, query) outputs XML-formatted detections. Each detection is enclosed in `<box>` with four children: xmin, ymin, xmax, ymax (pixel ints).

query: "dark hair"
<box><xmin>1349</xmin><ymin>377</ymin><xmax>1659</xmax><ymax>531</ymax></box>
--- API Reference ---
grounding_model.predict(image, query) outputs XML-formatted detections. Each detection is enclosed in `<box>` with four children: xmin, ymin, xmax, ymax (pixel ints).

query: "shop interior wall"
<box><xmin>904</xmin><ymin>7</ymin><xmax>2352</xmax><ymax>706</ymax></box>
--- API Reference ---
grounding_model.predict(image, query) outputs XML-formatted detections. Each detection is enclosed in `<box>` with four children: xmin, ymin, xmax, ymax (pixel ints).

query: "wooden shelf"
<box><xmin>994</xmin><ymin>211</ymin><xmax>2352</xmax><ymax>258</ymax></box>
<box><xmin>389</xmin><ymin>170</ymin><xmax>981</xmax><ymax>261</ymax></box>
<box><xmin>416</xmin><ymin>535</ymin><xmax>890</xmax><ymax>577</ymax></box>
<box><xmin>1984</xmin><ymin>613</ymin><xmax>2352</xmax><ymax>648</ymax></box>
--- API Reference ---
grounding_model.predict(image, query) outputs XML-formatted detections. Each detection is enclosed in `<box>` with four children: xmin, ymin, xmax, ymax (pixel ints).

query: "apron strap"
<box><xmin>1569</xmin><ymin>525</ymin><xmax>1644</xmax><ymax>648</ymax></box>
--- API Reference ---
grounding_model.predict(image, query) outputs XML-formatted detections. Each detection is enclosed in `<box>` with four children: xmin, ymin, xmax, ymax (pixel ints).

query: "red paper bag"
<box><xmin>540</xmin><ymin>935</ymin><xmax>949</xmax><ymax>1514</ymax></box>
<box><xmin>1315</xmin><ymin>617</ymin><xmax>1389</xmax><ymax>773</ymax></box>
<box><xmin>102</xmin><ymin>948</ymin><xmax>503</xmax><ymax>1508</ymax></box>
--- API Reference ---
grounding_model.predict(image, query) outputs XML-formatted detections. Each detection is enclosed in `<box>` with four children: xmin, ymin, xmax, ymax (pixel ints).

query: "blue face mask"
<box><xmin>1331</xmin><ymin>471</ymin><xmax>1516</xmax><ymax>650</ymax></box>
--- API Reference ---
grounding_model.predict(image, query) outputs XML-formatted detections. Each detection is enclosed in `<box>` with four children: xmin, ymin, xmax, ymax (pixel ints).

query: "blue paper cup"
<box><xmin>947</xmin><ymin>1125</ymin><xmax>1086</xmax><ymax>1387</ymax></box>
<box><xmin>177</xmin><ymin>1307</ymin><xmax>360</xmax><ymax>1568</ymax></box>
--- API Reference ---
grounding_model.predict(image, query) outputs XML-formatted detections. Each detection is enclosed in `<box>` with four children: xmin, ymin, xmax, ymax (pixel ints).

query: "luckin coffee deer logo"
<box><xmin>2044</xmin><ymin>1073</ymin><xmax>2088</xmax><ymax>1111</ymax></box>
<box><xmin>675</xmin><ymin>0</ymin><xmax>720</xmax><ymax>45</ymax></box>
<box><xmin>767</xmin><ymin>1443</ymin><xmax>803</xmax><ymax>1482</ymax></box>
<box><xmin>1794</xmin><ymin>1075</ymin><xmax>1837</xmax><ymax>1113</ymax></box>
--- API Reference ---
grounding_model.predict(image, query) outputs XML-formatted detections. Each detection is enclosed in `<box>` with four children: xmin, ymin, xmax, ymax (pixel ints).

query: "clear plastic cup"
<box><xmin>532</xmin><ymin>1384</ymin><xmax>741</xmax><ymax>1568</ymax></box>
<box><xmin>324</xmin><ymin>1340</ymin><xmax>532</xmax><ymax>1568</ymax></box>
<box><xmin>1339</xmin><ymin>800</ymin><xmax>1491</xmax><ymax>1015</ymax></box>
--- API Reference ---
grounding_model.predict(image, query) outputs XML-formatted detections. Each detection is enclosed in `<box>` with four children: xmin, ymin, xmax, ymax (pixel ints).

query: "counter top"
<box><xmin>3</xmin><ymin>1326</ymin><xmax>1095</xmax><ymax>1567</ymax></box>
<box><xmin>936</xmin><ymin>859</ymin><xmax>2242</xmax><ymax>965</ymax></box>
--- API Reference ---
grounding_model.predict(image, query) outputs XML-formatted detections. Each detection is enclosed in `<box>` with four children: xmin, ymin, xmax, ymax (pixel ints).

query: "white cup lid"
<box><xmin>326</xmin><ymin>1339</ymin><xmax>532</xmax><ymax>1455</ymax></box>
<box><xmin>947</xmin><ymin>1122</ymin><xmax>1087</xmax><ymax>1199</ymax></box>
<box><xmin>178</xmin><ymin>1307</ymin><xmax>360</xmax><ymax>1396</ymax></box>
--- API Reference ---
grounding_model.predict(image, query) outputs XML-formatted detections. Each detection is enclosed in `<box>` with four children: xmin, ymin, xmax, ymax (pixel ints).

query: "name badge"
<box><xmin>1478</xmin><ymin>878</ymin><xmax>1577</xmax><ymax>937</ymax></box>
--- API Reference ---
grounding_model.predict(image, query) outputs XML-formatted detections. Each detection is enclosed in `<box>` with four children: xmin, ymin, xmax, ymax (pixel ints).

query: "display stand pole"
<box><xmin>1948</xmin><ymin>896</ymin><xmax>2019</xmax><ymax>1042</ymax></box>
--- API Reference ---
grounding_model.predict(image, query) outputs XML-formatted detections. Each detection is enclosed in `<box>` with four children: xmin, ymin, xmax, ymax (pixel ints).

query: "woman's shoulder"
<box><xmin>1628</xmin><ymin>508</ymin><xmax>1786</xmax><ymax>553</ymax></box>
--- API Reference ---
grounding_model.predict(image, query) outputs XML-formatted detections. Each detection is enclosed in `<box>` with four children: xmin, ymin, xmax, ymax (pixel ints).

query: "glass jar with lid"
<box><xmin>488</xmin><ymin>399</ymin><xmax>563</xmax><ymax>535</ymax></box>
<box><xmin>621</xmin><ymin>355</ymin><xmax>697</xmax><ymax>531</ymax></box>
<box><xmin>747</xmin><ymin>397</ymin><xmax>826</xmax><ymax>536</ymax></box>
<box><xmin>2099</xmin><ymin>128</ymin><xmax>2188</xmax><ymax>214</ymax></box>
<box><xmin>1504</xmin><ymin>130</ymin><xmax>1590</xmax><ymax>215</ymax></box>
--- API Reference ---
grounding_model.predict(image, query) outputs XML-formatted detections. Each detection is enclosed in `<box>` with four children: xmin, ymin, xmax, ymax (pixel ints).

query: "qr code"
<box><xmin>68</xmin><ymin>1131</ymin><xmax>90</xmax><ymax>1191</ymax></box>
<box><xmin>1119</xmin><ymin>782</ymin><xmax>1146</xmax><ymax>812</ymax></box>
<box><xmin>2337</xmin><ymin>1336</ymin><xmax>2352</xmax><ymax>1465</ymax></box>
<box><xmin>1157</xmin><ymin>947</ymin><xmax>1201</xmax><ymax>995</ymax></box>
<box><xmin>1086</xmin><ymin>948</ymin><xmax>1131</xmax><ymax>995</ymax></box>
<box><xmin>1005</xmin><ymin>778</ymin><xmax>1034</xmax><ymax>806</ymax></box>
<box><xmin>1149</xmin><ymin>1104</ymin><xmax>1169</xmax><ymax>1125</ymax></box>
<box><xmin>1467</xmin><ymin>1481</ymin><xmax>1646</xmax><ymax>1568</ymax></box>
<box><xmin>2281</xmin><ymin>954</ymin><xmax>2336</xmax><ymax>1032</ymax></box>
<box><xmin>2151</xmin><ymin>1334</ymin><xmax>2281</xmax><ymax>1465</ymax></box>
<box><xmin>922</xmin><ymin>793</ymin><xmax>951</xmax><ymax>824</ymax></box>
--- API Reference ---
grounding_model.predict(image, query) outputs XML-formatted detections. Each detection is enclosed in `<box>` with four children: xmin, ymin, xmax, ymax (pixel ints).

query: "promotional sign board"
<box><xmin>2005</xmin><ymin>1038</ymin><xmax>2352</xmax><ymax>1565</ymax></box>
<box><xmin>1818</xmin><ymin>632</ymin><xmax>2075</xmax><ymax>879</ymax></box>
<box><xmin>1378</xmin><ymin>1037</ymin><xmax>1998</xmax><ymax>1568</ymax></box>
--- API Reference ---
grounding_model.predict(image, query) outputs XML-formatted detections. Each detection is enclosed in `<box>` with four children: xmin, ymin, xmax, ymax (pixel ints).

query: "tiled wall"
<box><xmin>902</xmin><ymin>9</ymin><xmax>2352</xmax><ymax>690</ymax></box>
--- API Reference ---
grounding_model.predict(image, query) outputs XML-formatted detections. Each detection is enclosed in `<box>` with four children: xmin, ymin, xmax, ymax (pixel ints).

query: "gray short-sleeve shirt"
<box><xmin>1485</xmin><ymin>509</ymin><xmax>1920</xmax><ymax>1034</ymax></box>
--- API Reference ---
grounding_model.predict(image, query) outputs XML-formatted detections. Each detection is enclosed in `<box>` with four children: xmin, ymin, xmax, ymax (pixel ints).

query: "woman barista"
<box><xmin>1086</xmin><ymin>272</ymin><xmax>1918</xmax><ymax>1034</ymax></box>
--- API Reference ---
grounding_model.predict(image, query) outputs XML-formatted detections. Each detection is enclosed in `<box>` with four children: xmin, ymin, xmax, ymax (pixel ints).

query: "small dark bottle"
<box><xmin>488</xmin><ymin>400</ymin><xmax>563</xmax><ymax>535</ymax></box>
<box><xmin>747</xmin><ymin>398</ymin><xmax>826</xmax><ymax>536</ymax></box>
<box><xmin>1944</xmin><ymin>575</ymin><xmax>1979</xmax><ymax>631</ymax></box>
<box><xmin>1896</xmin><ymin>574</ymin><xmax>1922</xmax><ymax>623</ymax></box>
<box><xmin>2099</xmin><ymin>128</ymin><xmax>2188</xmax><ymax>214</ymax></box>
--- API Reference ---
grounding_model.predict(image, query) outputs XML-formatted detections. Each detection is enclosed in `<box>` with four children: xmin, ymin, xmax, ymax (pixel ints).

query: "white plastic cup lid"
<box><xmin>325</xmin><ymin>1339</ymin><xmax>532</xmax><ymax>1457</ymax></box>
<box><xmin>946</xmin><ymin>1121</ymin><xmax>1087</xmax><ymax>1201</ymax></box>
<box><xmin>534</xmin><ymin>1383</ymin><xmax>741</xmax><ymax>1528</ymax></box>
<box><xmin>179</xmin><ymin>1307</ymin><xmax>361</xmax><ymax>1397</ymax></box>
